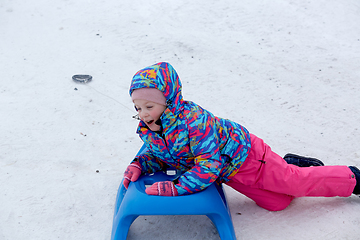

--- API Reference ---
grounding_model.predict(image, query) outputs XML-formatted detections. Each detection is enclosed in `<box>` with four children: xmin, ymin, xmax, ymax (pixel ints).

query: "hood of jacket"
<box><xmin>129</xmin><ymin>62</ymin><xmax>183</xmax><ymax>114</ymax></box>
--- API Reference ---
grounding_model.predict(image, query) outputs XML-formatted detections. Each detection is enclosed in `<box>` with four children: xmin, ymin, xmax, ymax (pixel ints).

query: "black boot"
<box><xmin>283</xmin><ymin>153</ymin><xmax>324</xmax><ymax>167</ymax></box>
<box><xmin>349</xmin><ymin>166</ymin><xmax>360</xmax><ymax>195</ymax></box>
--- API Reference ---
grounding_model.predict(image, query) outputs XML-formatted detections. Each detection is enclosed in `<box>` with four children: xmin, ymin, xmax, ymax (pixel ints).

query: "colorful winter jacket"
<box><xmin>129</xmin><ymin>62</ymin><xmax>251</xmax><ymax>195</ymax></box>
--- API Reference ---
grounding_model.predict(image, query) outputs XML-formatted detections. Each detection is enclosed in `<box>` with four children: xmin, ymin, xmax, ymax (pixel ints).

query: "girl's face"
<box><xmin>133</xmin><ymin>99</ymin><xmax>166</xmax><ymax>131</ymax></box>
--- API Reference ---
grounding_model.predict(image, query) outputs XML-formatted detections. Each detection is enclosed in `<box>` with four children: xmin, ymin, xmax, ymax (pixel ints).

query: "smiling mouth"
<box><xmin>146</xmin><ymin>120</ymin><xmax>154</xmax><ymax>125</ymax></box>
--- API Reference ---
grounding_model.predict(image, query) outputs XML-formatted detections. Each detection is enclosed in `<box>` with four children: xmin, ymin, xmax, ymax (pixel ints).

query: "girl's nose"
<box><xmin>139</xmin><ymin>110</ymin><xmax>149</xmax><ymax>118</ymax></box>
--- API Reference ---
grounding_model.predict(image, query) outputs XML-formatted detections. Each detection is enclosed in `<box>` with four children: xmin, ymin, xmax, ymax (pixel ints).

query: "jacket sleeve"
<box><xmin>174</xmin><ymin>107</ymin><xmax>223</xmax><ymax>195</ymax></box>
<box><xmin>132</xmin><ymin>148</ymin><xmax>167</xmax><ymax>174</ymax></box>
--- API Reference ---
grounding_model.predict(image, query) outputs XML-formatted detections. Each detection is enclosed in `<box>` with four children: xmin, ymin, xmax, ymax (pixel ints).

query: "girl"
<box><xmin>123</xmin><ymin>62</ymin><xmax>360</xmax><ymax>211</ymax></box>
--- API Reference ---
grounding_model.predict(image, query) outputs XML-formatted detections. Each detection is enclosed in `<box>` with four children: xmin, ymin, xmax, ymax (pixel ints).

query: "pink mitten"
<box><xmin>145</xmin><ymin>181</ymin><xmax>178</xmax><ymax>196</ymax></box>
<box><xmin>123</xmin><ymin>161</ymin><xmax>142</xmax><ymax>189</ymax></box>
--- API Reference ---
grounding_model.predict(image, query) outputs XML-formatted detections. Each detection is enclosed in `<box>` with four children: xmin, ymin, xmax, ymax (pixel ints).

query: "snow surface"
<box><xmin>1</xmin><ymin>0</ymin><xmax>360</xmax><ymax>239</ymax></box>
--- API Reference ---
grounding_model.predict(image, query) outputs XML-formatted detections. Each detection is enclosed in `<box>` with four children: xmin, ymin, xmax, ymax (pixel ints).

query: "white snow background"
<box><xmin>1</xmin><ymin>0</ymin><xmax>360</xmax><ymax>239</ymax></box>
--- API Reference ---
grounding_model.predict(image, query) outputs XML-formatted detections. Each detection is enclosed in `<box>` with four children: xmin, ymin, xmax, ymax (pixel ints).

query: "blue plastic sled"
<box><xmin>111</xmin><ymin>144</ymin><xmax>237</xmax><ymax>240</ymax></box>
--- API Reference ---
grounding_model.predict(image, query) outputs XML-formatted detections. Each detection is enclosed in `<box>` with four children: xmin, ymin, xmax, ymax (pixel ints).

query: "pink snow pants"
<box><xmin>225</xmin><ymin>134</ymin><xmax>356</xmax><ymax>211</ymax></box>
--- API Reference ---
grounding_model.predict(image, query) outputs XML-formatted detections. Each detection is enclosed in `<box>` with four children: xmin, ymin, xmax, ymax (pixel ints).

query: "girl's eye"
<box><xmin>146</xmin><ymin>106</ymin><xmax>153</xmax><ymax>109</ymax></box>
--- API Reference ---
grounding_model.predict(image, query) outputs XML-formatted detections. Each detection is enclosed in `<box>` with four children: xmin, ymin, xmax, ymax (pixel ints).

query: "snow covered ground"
<box><xmin>1</xmin><ymin>0</ymin><xmax>360</xmax><ymax>239</ymax></box>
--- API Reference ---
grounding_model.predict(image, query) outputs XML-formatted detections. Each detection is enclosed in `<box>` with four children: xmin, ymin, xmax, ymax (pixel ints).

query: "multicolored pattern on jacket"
<box><xmin>129</xmin><ymin>62</ymin><xmax>251</xmax><ymax>195</ymax></box>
